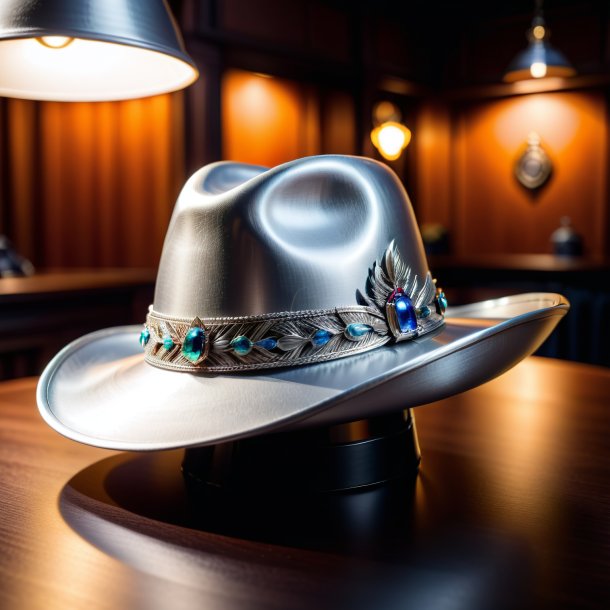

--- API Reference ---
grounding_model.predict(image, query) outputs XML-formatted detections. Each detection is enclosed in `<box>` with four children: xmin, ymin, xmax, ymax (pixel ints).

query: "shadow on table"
<box><xmin>59</xmin><ymin>450</ymin><xmax>533</xmax><ymax>610</ymax></box>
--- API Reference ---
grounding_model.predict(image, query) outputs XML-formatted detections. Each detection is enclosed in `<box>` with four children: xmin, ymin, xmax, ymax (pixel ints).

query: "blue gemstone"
<box><xmin>395</xmin><ymin>294</ymin><xmax>418</xmax><ymax>332</ymax></box>
<box><xmin>418</xmin><ymin>306</ymin><xmax>431</xmax><ymax>319</ymax></box>
<box><xmin>231</xmin><ymin>335</ymin><xmax>253</xmax><ymax>356</ymax></box>
<box><xmin>255</xmin><ymin>337</ymin><xmax>277</xmax><ymax>351</ymax></box>
<box><xmin>163</xmin><ymin>334</ymin><xmax>174</xmax><ymax>350</ymax></box>
<box><xmin>346</xmin><ymin>323</ymin><xmax>373</xmax><ymax>339</ymax></box>
<box><xmin>139</xmin><ymin>328</ymin><xmax>150</xmax><ymax>348</ymax></box>
<box><xmin>182</xmin><ymin>327</ymin><xmax>205</xmax><ymax>362</ymax></box>
<box><xmin>312</xmin><ymin>329</ymin><xmax>331</xmax><ymax>346</ymax></box>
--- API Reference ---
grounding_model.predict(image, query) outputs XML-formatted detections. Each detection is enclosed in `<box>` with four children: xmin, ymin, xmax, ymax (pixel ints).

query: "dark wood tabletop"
<box><xmin>1</xmin><ymin>357</ymin><xmax>609</xmax><ymax>610</ymax></box>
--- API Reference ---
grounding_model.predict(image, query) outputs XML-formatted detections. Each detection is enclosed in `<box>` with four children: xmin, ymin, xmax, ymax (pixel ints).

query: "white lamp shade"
<box><xmin>0</xmin><ymin>0</ymin><xmax>198</xmax><ymax>101</ymax></box>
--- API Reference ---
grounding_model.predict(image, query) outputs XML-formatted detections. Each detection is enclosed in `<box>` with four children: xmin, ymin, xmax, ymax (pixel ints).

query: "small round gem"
<box><xmin>255</xmin><ymin>337</ymin><xmax>277</xmax><ymax>351</ymax></box>
<box><xmin>182</xmin><ymin>327</ymin><xmax>205</xmax><ymax>362</ymax></box>
<box><xmin>418</xmin><ymin>306</ymin><xmax>431</xmax><ymax>319</ymax></box>
<box><xmin>311</xmin><ymin>329</ymin><xmax>331</xmax><ymax>346</ymax></box>
<box><xmin>346</xmin><ymin>323</ymin><xmax>373</xmax><ymax>339</ymax></box>
<box><xmin>163</xmin><ymin>334</ymin><xmax>174</xmax><ymax>350</ymax></box>
<box><xmin>139</xmin><ymin>328</ymin><xmax>150</xmax><ymax>348</ymax></box>
<box><xmin>231</xmin><ymin>335</ymin><xmax>253</xmax><ymax>356</ymax></box>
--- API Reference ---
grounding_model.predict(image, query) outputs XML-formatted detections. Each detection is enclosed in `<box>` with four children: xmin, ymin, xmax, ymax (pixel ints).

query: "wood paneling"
<box><xmin>1</xmin><ymin>94</ymin><xmax>185</xmax><ymax>268</ymax></box>
<box><xmin>418</xmin><ymin>90</ymin><xmax>608</xmax><ymax>257</ymax></box>
<box><xmin>221</xmin><ymin>70</ymin><xmax>321</xmax><ymax>167</ymax></box>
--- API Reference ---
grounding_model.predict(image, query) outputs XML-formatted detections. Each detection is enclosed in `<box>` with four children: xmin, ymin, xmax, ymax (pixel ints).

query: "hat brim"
<box><xmin>37</xmin><ymin>293</ymin><xmax>568</xmax><ymax>451</ymax></box>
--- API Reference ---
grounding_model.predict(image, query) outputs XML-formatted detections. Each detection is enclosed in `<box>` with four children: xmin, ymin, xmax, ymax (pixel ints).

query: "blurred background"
<box><xmin>0</xmin><ymin>0</ymin><xmax>609</xmax><ymax>378</ymax></box>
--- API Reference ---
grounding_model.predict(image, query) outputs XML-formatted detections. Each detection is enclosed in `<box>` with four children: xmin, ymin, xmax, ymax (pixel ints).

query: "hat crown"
<box><xmin>153</xmin><ymin>155</ymin><xmax>429</xmax><ymax>318</ymax></box>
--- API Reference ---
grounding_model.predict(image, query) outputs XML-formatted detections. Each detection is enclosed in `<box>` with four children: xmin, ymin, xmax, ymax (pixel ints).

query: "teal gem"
<box><xmin>231</xmin><ymin>335</ymin><xmax>253</xmax><ymax>356</ymax></box>
<box><xmin>345</xmin><ymin>323</ymin><xmax>373</xmax><ymax>339</ymax></box>
<box><xmin>255</xmin><ymin>337</ymin><xmax>277</xmax><ymax>351</ymax></box>
<box><xmin>435</xmin><ymin>291</ymin><xmax>448</xmax><ymax>315</ymax></box>
<box><xmin>182</xmin><ymin>327</ymin><xmax>205</xmax><ymax>362</ymax></box>
<box><xmin>418</xmin><ymin>306</ymin><xmax>431</xmax><ymax>319</ymax></box>
<box><xmin>312</xmin><ymin>329</ymin><xmax>331</xmax><ymax>346</ymax></box>
<box><xmin>163</xmin><ymin>334</ymin><xmax>174</xmax><ymax>350</ymax></box>
<box><xmin>139</xmin><ymin>328</ymin><xmax>150</xmax><ymax>348</ymax></box>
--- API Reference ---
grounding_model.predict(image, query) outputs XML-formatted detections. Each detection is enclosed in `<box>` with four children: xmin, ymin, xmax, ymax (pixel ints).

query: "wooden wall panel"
<box><xmin>221</xmin><ymin>70</ymin><xmax>321</xmax><ymax>167</ymax></box>
<box><xmin>431</xmin><ymin>91</ymin><xmax>608</xmax><ymax>257</ymax></box>
<box><xmin>2</xmin><ymin>93</ymin><xmax>185</xmax><ymax>269</ymax></box>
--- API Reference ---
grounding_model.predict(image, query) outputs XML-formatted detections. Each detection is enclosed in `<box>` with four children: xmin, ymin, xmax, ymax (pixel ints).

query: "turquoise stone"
<box><xmin>255</xmin><ymin>337</ymin><xmax>277</xmax><ymax>351</ymax></box>
<box><xmin>346</xmin><ymin>323</ymin><xmax>373</xmax><ymax>339</ymax></box>
<box><xmin>394</xmin><ymin>294</ymin><xmax>418</xmax><ymax>332</ymax></box>
<box><xmin>139</xmin><ymin>328</ymin><xmax>150</xmax><ymax>348</ymax></box>
<box><xmin>312</xmin><ymin>329</ymin><xmax>331</xmax><ymax>346</ymax></box>
<box><xmin>182</xmin><ymin>327</ymin><xmax>205</xmax><ymax>362</ymax></box>
<box><xmin>418</xmin><ymin>305</ymin><xmax>431</xmax><ymax>319</ymax></box>
<box><xmin>435</xmin><ymin>291</ymin><xmax>448</xmax><ymax>314</ymax></box>
<box><xmin>231</xmin><ymin>335</ymin><xmax>253</xmax><ymax>356</ymax></box>
<box><xmin>163</xmin><ymin>334</ymin><xmax>174</xmax><ymax>350</ymax></box>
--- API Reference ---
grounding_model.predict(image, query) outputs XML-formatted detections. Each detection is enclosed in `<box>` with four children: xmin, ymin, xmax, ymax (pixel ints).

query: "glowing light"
<box><xmin>371</xmin><ymin>121</ymin><xmax>412</xmax><ymax>161</ymax></box>
<box><xmin>36</xmin><ymin>36</ymin><xmax>74</xmax><ymax>49</ymax></box>
<box><xmin>0</xmin><ymin>37</ymin><xmax>198</xmax><ymax>101</ymax></box>
<box><xmin>530</xmin><ymin>61</ymin><xmax>547</xmax><ymax>78</ymax></box>
<box><xmin>532</xmin><ymin>25</ymin><xmax>546</xmax><ymax>40</ymax></box>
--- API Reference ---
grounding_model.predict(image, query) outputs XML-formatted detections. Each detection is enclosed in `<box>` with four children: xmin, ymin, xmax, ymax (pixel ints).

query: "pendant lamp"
<box><xmin>0</xmin><ymin>0</ymin><xmax>198</xmax><ymax>101</ymax></box>
<box><xmin>503</xmin><ymin>0</ymin><xmax>575</xmax><ymax>83</ymax></box>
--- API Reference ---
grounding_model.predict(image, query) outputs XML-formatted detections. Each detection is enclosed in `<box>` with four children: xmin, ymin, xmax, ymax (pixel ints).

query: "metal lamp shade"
<box><xmin>0</xmin><ymin>0</ymin><xmax>198</xmax><ymax>101</ymax></box>
<box><xmin>503</xmin><ymin>40</ymin><xmax>575</xmax><ymax>83</ymax></box>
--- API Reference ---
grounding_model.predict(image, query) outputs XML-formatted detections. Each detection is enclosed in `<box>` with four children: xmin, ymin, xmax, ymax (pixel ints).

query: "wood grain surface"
<box><xmin>0</xmin><ymin>357</ymin><xmax>608</xmax><ymax>609</ymax></box>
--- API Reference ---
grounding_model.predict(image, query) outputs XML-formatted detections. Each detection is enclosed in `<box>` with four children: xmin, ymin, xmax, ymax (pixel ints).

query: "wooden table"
<box><xmin>1</xmin><ymin>357</ymin><xmax>608</xmax><ymax>609</ymax></box>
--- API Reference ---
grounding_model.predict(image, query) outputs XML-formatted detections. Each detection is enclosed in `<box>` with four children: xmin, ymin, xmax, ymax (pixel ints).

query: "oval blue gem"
<box><xmin>346</xmin><ymin>323</ymin><xmax>373</xmax><ymax>338</ymax></box>
<box><xmin>394</xmin><ymin>294</ymin><xmax>418</xmax><ymax>332</ymax></box>
<box><xmin>182</xmin><ymin>327</ymin><xmax>205</xmax><ymax>362</ymax></box>
<box><xmin>312</xmin><ymin>329</ymin><xmax>331</xmax><ymax>346</ymax></box>
<box><xmin>163</xmin><ymin>334</ymin><xmax>174</xmax><ymax>350</ymax></box>
<box><xmin>255</xmin><ymin>337</ymin><xmax>277</xmax><ymax>351</ymax></box>
<box><xmin>231</xmin><ymin>335</ymin><xmax>253</xmax><ymax>356</ymax></box>
<box><xmin>139</xmin><ymin>328</ymin><xmax>150</xmax><ymax>348</ymax></box>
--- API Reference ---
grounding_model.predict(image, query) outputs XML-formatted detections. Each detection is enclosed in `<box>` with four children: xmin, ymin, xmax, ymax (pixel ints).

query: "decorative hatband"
<box><xmin>140</xmin><ymin>241</ymin><xmax>447</xmax><ymax>372</ymax></box>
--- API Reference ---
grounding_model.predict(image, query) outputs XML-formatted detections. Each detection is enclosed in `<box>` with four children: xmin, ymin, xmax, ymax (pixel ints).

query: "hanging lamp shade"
<box><xmin>503</xmin><ymin>12</ymin><xmax>575</xmax><ymax>83</ymax></box>
<box><xmin>0</xmin><ymin>0</ymin><xmax>198</xmax><ymax>101</ymax></box>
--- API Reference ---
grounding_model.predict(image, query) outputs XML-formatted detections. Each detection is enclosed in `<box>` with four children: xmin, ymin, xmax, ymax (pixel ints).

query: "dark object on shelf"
<box><xmin>0</xmin><ymin>235</ymin><xmax>34</xmax><ymax>278</ymax></box>
<box><xmin>550</xmin><ymin>216</ymin><xmax>583</xmax><ymax>256</ymax></box>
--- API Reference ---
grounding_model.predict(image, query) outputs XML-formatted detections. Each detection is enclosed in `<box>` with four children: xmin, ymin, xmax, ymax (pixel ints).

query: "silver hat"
<box><xmin>37</xmin><ymin>155</ymin><xmax>568</xmax><ymax>450</ymax></box>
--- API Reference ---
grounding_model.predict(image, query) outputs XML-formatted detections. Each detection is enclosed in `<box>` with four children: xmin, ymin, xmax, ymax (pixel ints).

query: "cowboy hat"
<box><xmin>37</xmin><ymin>155</ymin><xmax>568</xmax><ymax>450</ymax></box>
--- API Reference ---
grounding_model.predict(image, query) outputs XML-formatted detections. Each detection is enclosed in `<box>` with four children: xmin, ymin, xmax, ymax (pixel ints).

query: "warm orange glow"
<box><xmin>451</xmin><ymin>91</ymin><xmax>606</xmax><ymax>256</ymax></box>
<box><xmin>221</xmin><ymin>70</ymin><xmax>319</xmax><ymax>167</ymax></box>
<box><xmin>371</xmin><ymin>121</ymin><xmax>411</xmax><ymax>161</ymax></box>
<box><xmin>0</xmin><ymin>37</ymin><xmax>197</xmax><ymax>101</ymax></box>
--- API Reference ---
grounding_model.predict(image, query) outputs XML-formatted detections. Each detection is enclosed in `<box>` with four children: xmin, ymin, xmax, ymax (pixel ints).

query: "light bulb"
<box><xmin>36</xmin><ymin>36</ymin><xmax>74</xmax><ymax>49</ymax></box>
<box><xmin>371</xmin><ymin>121</ymin><xmax>411</xmax><ymax>161</ymax></box>
<box><xmin>530</xmin><ymin>61</ymin><xmax>547</xmax><ymax>78</ymax></box>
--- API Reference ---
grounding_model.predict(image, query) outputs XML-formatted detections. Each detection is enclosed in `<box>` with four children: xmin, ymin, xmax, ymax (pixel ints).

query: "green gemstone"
<box><xmin>162</xmin><ymin>334</ymin><xmax>174</xmax><ymax>350</ymax></box>
<box><xmin>231</xmin><ymin>335</ymin><xmax>253</xmax><ymax>356</ymax></box>
<box><xmin>139</xmin><ymin>328</ymin><xmax>150</xmax><ymax>348</ymax></box>
<box><xmin>182</xmin><ymin>327</ymin><xmax>205</xmax><ymax>362</ymax></box>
